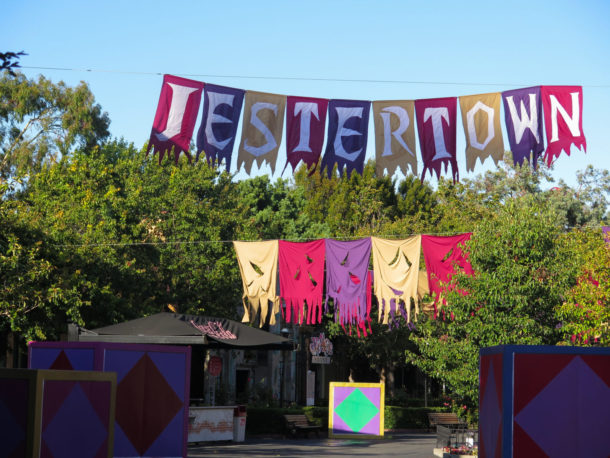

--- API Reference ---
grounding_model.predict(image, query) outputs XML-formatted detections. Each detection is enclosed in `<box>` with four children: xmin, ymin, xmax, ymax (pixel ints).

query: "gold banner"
<box><xmin>372</xmin><ymin>100</ymin><xmax>417</xmax><ymax>176</ymax></box>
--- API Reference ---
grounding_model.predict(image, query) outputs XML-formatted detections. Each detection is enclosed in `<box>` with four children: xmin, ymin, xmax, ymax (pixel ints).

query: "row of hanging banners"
<box><xmin>234</xmin><ymin>234</ymin><xmax>473</xmax><ymax>337</ymax></box>
<box><xmin>148</xmin><ymin>74</ymin><xmax>586</xmax><ymax>181</ymax></box>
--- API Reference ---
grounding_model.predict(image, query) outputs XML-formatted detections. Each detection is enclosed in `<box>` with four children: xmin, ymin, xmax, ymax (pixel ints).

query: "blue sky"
<box><xmin>3</xmin><ymin>0</ymin><xmax>609</xmax><ymax>188</ymax></box>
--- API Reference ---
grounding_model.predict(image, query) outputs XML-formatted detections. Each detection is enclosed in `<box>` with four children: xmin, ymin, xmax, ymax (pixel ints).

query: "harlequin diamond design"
<box><xmin>50</xmin><ymin>350</ymin><xmax>74</xmax><ymax>370</ymax></box>
<box><xmin>115</xmin><ymin>353</ymin><xmax>183</xmax><ymax>455</ymax></box>
<box><xmin>515</xmin><ymin>356</ymin><xmax>610</xmax><ymax>458</ymax></box>
<box><xmin>334</xmin><ymin>388</ymin><xmax>379</xmax><ymax>432</ymax></box>
<box><xmin>42</xmin><ymin>383</ymin><xmax>107</xmax><ymax>458</ymax></box>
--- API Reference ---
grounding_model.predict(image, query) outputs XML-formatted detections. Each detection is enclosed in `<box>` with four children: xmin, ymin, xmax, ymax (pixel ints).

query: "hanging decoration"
<box><xmin>237</xmin><ymin>90</ymin><xmax>286</xmax><ymax>175</ymax></box>
<box><xmin>146</xmin><ymin>75</ymin><xmax>587</xmax><ymax>182</ymax></box>
<box><xmin>541</xmin><ymin>85</ymin><xmax>586</xmax><ymax>166</ymax></box>
<box><xmin>233</xmin><ymin>240</ymin><xmax>280</xmax><ymax>327</ymax></box>
<box><xmin>147</xmin><ymin>74</ymin><xmax>204</xmax><ymax>163</ymax></box>
<box><xmin>502</xmin><ymin>86</ymin><xmax>545</xmax><ymax>168</ymax></box>
<box><xmin>371</xmin><ymin>236</ymin><xmax>421</xmax><ymax>328</ymax></box>
<box><xmin>285</xmin><ymin>96</ymin><xmax>328</xmax><ymax>174</ymax></box>
<box><xmin>196</xmin><ymin>83</ymin><xmax>244</xmax><ymax>171</ymax></box>
<box><xmin>372</xmin><ymin>100</ymin><xmax>417</xmax><ymax>177</ymax></box>
<box><xmin>321</xmin><ymin>99</ymin><xmax>371</xmax><ymax>178</ymax></box>
<box><xmin>459</xmin><ymin>92</ymin><xmax>504</xmax><ymax>172</ymax></box>
<box><xmin>278</xmin><ymin>239</ymin><xmax>326</xmax><ymax>325</ymax></box>
<box><xmin>421</xmin><ymin>233</ymin><xmax>474</xmax><ymax>317</ymax></box>
<box><xmin>324</xmin><ymin>238</ymin><xmax>372</xmax><ymax>337</ymax></box>
<box><xmin>415</xmin><ymin>97</ymin><xmax>459</xmax><ymax>182</ymax></box>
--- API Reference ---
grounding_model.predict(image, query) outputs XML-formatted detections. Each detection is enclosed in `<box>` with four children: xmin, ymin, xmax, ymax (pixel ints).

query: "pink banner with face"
<box><xmin>147</xmin><ymin>74</ymin><xmax>204</xmax><ymax>163</ymax></box>
<box><xmin>415</xmin><ymin>97</ymin><xmax>458</xmax><ymax>182</ymax></box>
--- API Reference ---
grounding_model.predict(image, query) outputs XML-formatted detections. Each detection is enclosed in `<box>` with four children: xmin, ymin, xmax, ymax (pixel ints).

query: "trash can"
<box><xmin>233</xmin><ymin>405</ymin><xmax>247</xmax><ymax>442</ymax></box>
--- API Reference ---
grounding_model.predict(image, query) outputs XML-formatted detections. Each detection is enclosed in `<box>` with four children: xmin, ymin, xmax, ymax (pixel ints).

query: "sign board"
<box><xmin>310</xmin><ymin>332</ymin><xmax>333</xmax><ymax>365</ymax></box>
<box><xmin>329</xmin><ymin>381</ymin><xmax>385</xmax><ymax>439</ymax></box>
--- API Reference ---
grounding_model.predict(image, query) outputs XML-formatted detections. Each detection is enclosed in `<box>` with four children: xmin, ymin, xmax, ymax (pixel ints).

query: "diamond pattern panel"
<box><xmin>480</xmin><ymin>358</ymin><xmax>502</xmax><ymax>458</ymax></box>
<box><xmin>41</xmin><ymin>382</ymin><xmax>108</xmax><ymax>458</ymax></box>
<box><xmin>115</xmin><ymin>353</ymin><xmax>183</xmax><ymax>455</ymax></box>
<box><xmin>515</xmin><ymin>356</ymin><xmax>610</xmax><ymax>458</ymax></box>
<box><xmin>334</xmin><ymin>388</ymin><xmax>379</xmax><ymax>433</ymax></box>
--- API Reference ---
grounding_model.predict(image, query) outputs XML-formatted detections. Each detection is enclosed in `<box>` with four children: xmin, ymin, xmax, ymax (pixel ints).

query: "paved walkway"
<box><xmin>188</xmin><ymin>432</ymin><xmax>438</xmax><ymax>457</ymax></box>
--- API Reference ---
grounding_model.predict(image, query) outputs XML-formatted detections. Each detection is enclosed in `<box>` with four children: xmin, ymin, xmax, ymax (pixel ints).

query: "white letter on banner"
<box><xmin>380</xmin><ymin>106</ymin><xmax>413</xmax><ymax>157</ymax></box>
<box><xmin>505</xmin><ymin>94</ymin><xmax>540</xmax><ymax>143</ymax></box>
<box><xmin>423</xmin><ymin>107</ymin><xmax>452</xmax><ymax>160</ymax></box>
<box><xmin>550</xmin><ymin>92</ymin><xmax>581</xmax><ymax>142</ymax></box>
<box><xmin>466</xmin><ymin>101</ymin><xmax>495</xmax><ymax>150</ymax></box>
<box><xmin>244</xmin><ymin>102</ymin><xmax>278</xmax><ymax>157</ymax></box>
<box><xmin>155</xmin><ymin>83</ymin><xmax>198</xmax><ymax>141</ymax></box>
<box><xmin>204</xmin><ymin>92</ymin><xmax>235</xmax><ymax>150</ymax></box>
<box><xmin>334</xmin><ymin>106</ymin><xmax>363</xmax><ymax>161</ymax></box>
<box><xmin>293</xmin><ymin>102</ymin><xmax>319</xmax><ymax>152</ymax></box>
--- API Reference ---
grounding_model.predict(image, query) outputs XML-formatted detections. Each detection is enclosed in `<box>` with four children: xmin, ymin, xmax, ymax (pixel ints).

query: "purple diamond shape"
<box><xmin>481</xmin><ymin>359</ymin><xmax>501</xmax><ymax>457</ymax></box>
<box><xmin>42</xmin><ymin>383</ymin><xmax>107</xmax><ymax>458</ymax></box>
<box><xmin>515</xmin><ymin>356</ymin><xmax>610</xmax><ymax>457</ymax></box>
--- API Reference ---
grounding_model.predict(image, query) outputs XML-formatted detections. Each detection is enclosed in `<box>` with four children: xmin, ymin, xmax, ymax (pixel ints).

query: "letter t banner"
<box><xmin>285</xmin><ymin>95</ymin><xmax>328</xmax><ymax>174</ymax></box>
<box><xmin>147</xmin><ymin>74</ymin><xmax>204</xmax><ymax>163</ymax></box>
<box><xmin>415</xmin><ymin>97</ymin><xmax>458</xmax><ymax>182</ymax></box>
<box><xmin>541</xmin><ymin>86</ymin><xmax>586</xmax><ymax>165</ymax></box>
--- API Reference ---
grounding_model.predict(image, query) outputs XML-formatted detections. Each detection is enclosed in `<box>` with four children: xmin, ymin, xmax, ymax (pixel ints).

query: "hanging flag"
<box><xmin>285</xmin><ymin>96</ymin><xmax>328</xmax><ymax>174</ymax></box>
<box><xmin>421</xmin><ymin>234</ymin><xmax>473</xmax><ymax>317</ymax></box>
<box><xmin>233</xmin><ymin>240</ymin><xmax>280</xmax><ymax>327</ymax></box>
<box><xmin>196</xmin><ymin>84</ymin><xmax>244</xmax><ymax>171</ymax></box>
<box><xmin>321</xmin><ymin>99</ymin><xmax>371</xmax><ymax>178</ymax></box>
<box><xmin>325</xmin><ymin>238</ymin><xmax>372</xmax><ymax>337</ymax></box>
<box><xmin>371</xmin><ymin>236</ymin><xmax>421</xmax><ymax>328</ymax></box>
<box><xmin>279</xmin><ymin>239</ymin><xmax>326</xmax><ymax>325</ymax></box>
<box><xmin>541</xmin><ymin>86</ymin><xmax>586</xmax><ymax>165</ymax></box>
<box><xmin>147</xmin><ymin>74</ymin><xmax>204</xmax><ymax>163</ymax></box>
<box><xmin>237</xmin><ymin>91</ymin><xmax>286</xmax><ymax>175</ymax></box>
<box><xmin>415</xmin><ymin>97</ymin><xmax>458</xmax><ymax>182</ymax></box>
<box><xmin>372</xmin><ymin>100</ymin><xmax>417</xmax><ymax>177</ymax></box>
<box><xmin>459</xmin><ymin>93</ymin><xmax>504</xmax><ymax>172</ymax></box>
<box><xmin>502</xmin><ymin>86</ymin><xmax>544</xmax><ymax>168</ymax></box>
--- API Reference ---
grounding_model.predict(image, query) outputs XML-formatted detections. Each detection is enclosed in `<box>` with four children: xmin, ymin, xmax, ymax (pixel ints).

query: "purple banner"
<box><xmin>196</xmin><ymin>84</ymin><xmax>245</xmax><ymax>171</ymax></box>
<box><xmin>321</xmin><ymin>99</ymin><xmax>371</xmax><ymax>178</ymax></box>
<box><xmin>285</xmin><ymin>95</ymin><xmax>328</xmax><ymax>174</ymax></box>
<box><xmin>502</xmin><ymin>86</ymin><xmax>544</xmax><ymax>168</ymax></box>
<box><xmin>415</xmin><ymin>97</ymin><xmax>458</xmax><ymax>182</ymax></box>
<box><xmin>325</xmin><ymin>238</ymin><xmax>371</xmax><ymax>336</ymax></box>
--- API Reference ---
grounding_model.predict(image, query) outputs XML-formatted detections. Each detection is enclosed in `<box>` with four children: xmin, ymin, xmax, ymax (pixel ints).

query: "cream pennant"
<box><xmin>237</xmin><ymin>90</ymin><xmax>286</xmax><ymax>175</ymax></box>
<box><xmin>372</xmin><ymin>100</ymin><xmax>417</xmax><ymax>176</ymax></box>
<box><xmin>459</xmin><ymin>92</ymin><xmax>505</xmax><ymax>172</ymax></box>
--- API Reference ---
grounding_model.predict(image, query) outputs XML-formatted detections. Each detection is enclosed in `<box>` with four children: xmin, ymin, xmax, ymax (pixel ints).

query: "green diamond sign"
<box><xmin>329</xmin><ymin>382</ymin><xmax>385</xmax><ymax>437</ymax></box>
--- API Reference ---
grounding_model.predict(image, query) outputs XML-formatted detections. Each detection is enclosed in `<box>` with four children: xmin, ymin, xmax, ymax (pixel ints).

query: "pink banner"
<box><xmin>285</xmin><ymin>96</ymin><xmax>328</xmax><ymax>174</ymax></box>
<box><xmin>415</xmin><ymin>97</ymin><xmax>458</xmax><ymax>182</ymax></box>
<box><xmin>541</xmin><ymin>86</ymin><xmax>586</xmax><ymax>165</ymax></box>
<box><xmin>147</xmin><ymin>74</ymin><xmax>204</xmax><ymax>163</ymax></box>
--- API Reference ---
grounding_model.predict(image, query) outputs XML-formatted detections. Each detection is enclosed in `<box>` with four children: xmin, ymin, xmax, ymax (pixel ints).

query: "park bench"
<box><xmin>427</xmin><ymin>412</ymin><xmax>468</xmax><ymax>447</ymax></box>
<box><xmin>283</xmin><ymin>414</ymin><xmax>321</xmax><ymax>438</ymax></box>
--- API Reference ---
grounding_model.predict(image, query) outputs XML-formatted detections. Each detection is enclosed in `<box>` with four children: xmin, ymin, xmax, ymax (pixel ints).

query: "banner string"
<box><xmin>20</xmin><ymin>66</ymin><xmax>610</xmax><ymax>89</ymax></box>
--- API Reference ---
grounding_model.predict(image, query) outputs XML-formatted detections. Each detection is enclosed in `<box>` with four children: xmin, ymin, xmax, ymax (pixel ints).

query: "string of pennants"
<box><xmin>233</xmin><ymin>234</ymin><xmax>472</xmax><ymax>337</ymax></box>
<box><xmin>147</xmin><ymin>74</ymin><xmax>586</xmax><ymax>181</ymax></box>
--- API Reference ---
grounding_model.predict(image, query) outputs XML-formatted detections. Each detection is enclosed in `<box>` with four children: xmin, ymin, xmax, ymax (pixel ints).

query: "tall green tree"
<box><xmin>406</xmin><ymin>195</ymin><xmax>580</xmax><ymax>415</ymax></box>
<box><xmin>0</xmin><ymin>72</ymin><xmax>109</xmax><ymax>184</ymax></box>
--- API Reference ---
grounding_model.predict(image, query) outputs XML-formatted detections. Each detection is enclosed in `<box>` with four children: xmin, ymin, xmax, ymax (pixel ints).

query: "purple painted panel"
<box><xmin>0</xmin><ymin>378</ymin><xmax>29</xmax><ymax>457</ymax></box>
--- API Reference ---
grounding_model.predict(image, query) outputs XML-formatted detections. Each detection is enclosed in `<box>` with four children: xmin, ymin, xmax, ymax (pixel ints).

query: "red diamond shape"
<box><xmin>50</xmin><ymin>350</ymin><xmax>74</xmax><ymax>370</ymax></box>
<box><xmin>115</xmin><ymin>354</ymin><xmax>183</xmax><ymax>455</ymax></box>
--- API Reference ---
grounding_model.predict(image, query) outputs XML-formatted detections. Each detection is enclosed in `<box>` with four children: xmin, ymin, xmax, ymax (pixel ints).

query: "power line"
<box><xmin>21</xmin><ymin>66</ymin><xmax>610</xmax><ymax>89</ymax></box>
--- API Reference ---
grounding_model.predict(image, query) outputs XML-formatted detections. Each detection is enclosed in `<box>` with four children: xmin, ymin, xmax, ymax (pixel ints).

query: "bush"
<box><xmin>245</xmin><ymin>405</ymin><xmax>448</xmax><ymax>434</ymax></box>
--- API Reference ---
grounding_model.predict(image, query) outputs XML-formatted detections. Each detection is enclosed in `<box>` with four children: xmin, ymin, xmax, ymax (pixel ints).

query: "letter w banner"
<box><xmin>196</xmin><ymin>84</ymin><xmax>245</xmax><ymax>171</ymax></box>
<box><xmin>285</xmin><ymin>96</ymin><xmax>328</xmax><ymax>174</ymax></box>
<box><xmin>415</xmin><ymin>97</ymin><xmax>458</xmax><ymax>182</ymax></box>
<box><xmin>458</xmin><ymin>93</ymin><xmax>504</xmax><ymax>172</ymax></box>
<box><xmin>147</xmin><ymin>74</ymin><xmax>204</xmax><ymax>163</ymax></box>
<box><xmin>502</xmin><ymin>86</ymin><xmax>544</xmax><ymax>168</ymax></box>
<box><xmin>237</xmin><ymin>90</ymin><xmax>286</xmax><ymax>175</ymax></box>
<box><xmin>541</xmin><ymin>85</ymin><xmax>586</xmax><ymax>166</ymax></box>
<box><xmin>321</xmin><ymin>99</ymin><xmax>371</xmax><ymax>178</ymax></box>
<box><xmin>372</xmin><ymin>100</ymin><xmax>417</xmax><ymax>177</ymax></box>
